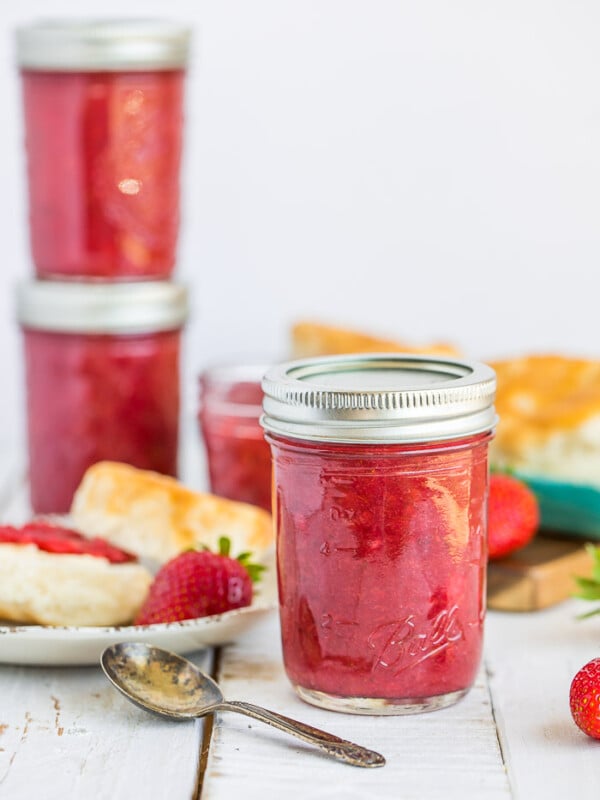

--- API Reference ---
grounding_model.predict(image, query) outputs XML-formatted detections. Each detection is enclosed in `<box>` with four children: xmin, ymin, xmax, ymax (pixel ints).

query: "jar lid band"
<box><xmin>16</xmin><ymin>19</ymin><xmax>192</xmax><ymax>71</ymax></box>
<box><xmin>17</xmin><ymin>281</ymin><xmax>188</xmax><ymax>334</ymax></box>
<box><xmin>261</xmin><ymin>354</ymin><xmax>497</xmax><ymax>444</ymax></box>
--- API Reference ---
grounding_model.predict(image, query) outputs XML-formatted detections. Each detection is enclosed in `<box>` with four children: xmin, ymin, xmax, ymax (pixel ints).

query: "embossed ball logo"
<box><xmin>367</xmin><ymin>606</ymin><xmax>464</xmax><ymax>673</ymax></box>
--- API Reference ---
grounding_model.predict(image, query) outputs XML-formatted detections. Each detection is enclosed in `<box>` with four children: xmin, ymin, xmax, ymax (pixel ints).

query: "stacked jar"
<box><xmin>15</xmin><ymin>19</ymin><xmax>192</xmax><ymax>513</ymax></box>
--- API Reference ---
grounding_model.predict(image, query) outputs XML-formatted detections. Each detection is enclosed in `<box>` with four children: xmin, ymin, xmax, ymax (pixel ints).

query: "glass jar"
<box><xmin>16</xmin><ymin>19</ymin><xmax>191</xmax><ymax>279</ymax></box>
<box><xmin>262</xmin><ymin>354</ymin><xmax>497</xmax><ymax>715</ymax></box>
<box><xmin>17</xmin><ymin>281</ymin><xmax>188</xmax><ymax>514</ymax></box>
<box><xmin>199</xmin><ymin>364</ymin><xmax>272</xmax><ymax>511</ymax></box>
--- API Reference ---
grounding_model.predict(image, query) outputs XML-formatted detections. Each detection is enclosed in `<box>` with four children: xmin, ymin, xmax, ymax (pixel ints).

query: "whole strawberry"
<box><xmin>134</xmin><ymin>537</ymin><xmax>263</xmax><ymax>625</ymax></box>
<box><xmin>570</xmin><ymin>658</ymin><xmax>600</xmax><ymax>739</ymax></box>
<box><xmin>487</xmin><ymin>473</ymin><xmax>539</xmax><ymax>560</ymax></box>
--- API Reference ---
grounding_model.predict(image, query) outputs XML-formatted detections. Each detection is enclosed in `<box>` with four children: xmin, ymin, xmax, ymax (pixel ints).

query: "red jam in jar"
<box><xmin>18</xmin><ymin>281</ymin><xmax>187</xmax><ymax>514</ymax></box>
<box><xmin>199</xmin><ymin>365</ymin><xmax>272</xmax><ymax>511</ymax></box>
<box><xmin>16</xmin><ymin>20</ymin><xmax>191</xmax><ymax>279</ymax></box>
<box><xmin>262</xmin><ymin>354</ymin><xmax>497</xmax><ymax>714</ymax></box>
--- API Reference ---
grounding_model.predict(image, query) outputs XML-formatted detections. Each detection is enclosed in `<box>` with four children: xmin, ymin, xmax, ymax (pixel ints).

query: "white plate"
<box><xmin>0</xmin><ymin>559</ymin><xmax>278</xmax><ymax>667</ymax></box>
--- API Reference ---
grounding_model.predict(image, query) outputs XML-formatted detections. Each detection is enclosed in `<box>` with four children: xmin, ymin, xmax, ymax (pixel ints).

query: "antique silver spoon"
<box><xmin>101</xmin><ymin>642</ymin><xmax>385</xmax><ymax>768</ymax></box>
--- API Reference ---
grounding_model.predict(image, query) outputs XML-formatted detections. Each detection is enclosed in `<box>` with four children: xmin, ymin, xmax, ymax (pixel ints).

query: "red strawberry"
<box><xmin>570</xmin><ymin>658</ymin><xmax>600</xmax><ymax>739</ymax></box>
<box><xmin>487</xmin><ymin>473</ymin><xmax>539</xmax><ymax>560</ymax></box>
<box><xmin>134</xmin><ymin>537</ymin><xmax>264</xmax><ymax>625</ymax></box>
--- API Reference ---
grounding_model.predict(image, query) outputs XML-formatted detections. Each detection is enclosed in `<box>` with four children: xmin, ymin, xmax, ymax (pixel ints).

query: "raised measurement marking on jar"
<box><xmin>319</xmin><ymin>541</ymin><xmax>358</xmax><ymax>556</ymax></box>
<box><xmin>329</xmin><ymin>506</ymin><xmax>356</xmax><ymax>522</ymax></box>
<box><xmin>320</xmin><ymin>613</ymin><xmax>359</xmax><ymax>632</ymax></box>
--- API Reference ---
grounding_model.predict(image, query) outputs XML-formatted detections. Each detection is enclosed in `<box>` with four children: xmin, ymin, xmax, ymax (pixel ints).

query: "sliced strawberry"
<box><xmin>0</xmin><ymin>521</ymin><xmax>136</xmax><ymax>563</ymax></box>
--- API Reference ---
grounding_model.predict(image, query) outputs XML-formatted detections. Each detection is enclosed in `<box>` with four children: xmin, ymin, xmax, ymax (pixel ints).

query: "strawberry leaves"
<box><xmin>574</xmin><ymin>545</ymin><xmax>600</xmax><ymax>619</ymax></box>
<box><xmin>218</xmin><ymin>536</ymin><xmax>265</xmax><ymax>583</ymax></box>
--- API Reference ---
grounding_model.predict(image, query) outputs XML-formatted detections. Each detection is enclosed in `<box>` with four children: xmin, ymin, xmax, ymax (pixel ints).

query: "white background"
<box><xmin>1</xmin><ymin>1</ymin><xmax>599</xmax><ymax>448</ymax></box>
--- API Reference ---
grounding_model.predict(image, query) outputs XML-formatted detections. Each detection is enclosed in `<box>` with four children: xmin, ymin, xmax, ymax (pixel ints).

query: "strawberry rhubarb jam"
<box><xmin>262</xmin><ymin>354</ymin><xmax>497</xmax><ymax>714</ymax></box>
<box><xmin>199</xmin><ymin>365</ymin><xmax>272</xmax><ymax>511</ymax></box>
<box><xmin>18</xmin><ymin>281</ymin><xmax>187</xmax><ymax>514</ymax></box>
<box><xmin>16</xmin><ymin>20</ymin><xmax>190</xmax><ymax>279</ymax></box>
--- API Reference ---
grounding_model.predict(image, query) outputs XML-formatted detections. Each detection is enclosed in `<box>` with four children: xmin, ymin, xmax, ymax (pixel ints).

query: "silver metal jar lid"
<box><xmin>261</xmin><ymin>354</ymin><xmax>497</xmax><ymax>444</ymax></box>
<box><xmin>16</xmin><ymin>19</ymin><xmax>191</xmax><ymax>71</ymax></box>
<box><xmin>17</xmin><ymin>281</ymin><xmax>188</xmax><ymax>335</ymax></box>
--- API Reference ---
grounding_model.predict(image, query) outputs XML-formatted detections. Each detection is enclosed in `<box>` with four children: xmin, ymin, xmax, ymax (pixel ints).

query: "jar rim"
<box><xmin>200</xmin><ymin>363</ymin><xmax>269</xmax><ymax>418</ymax></box>
<box><xmin>17</xmin><ymin>280</ymin><xmax>188</xmax><ymax>334</ymax></box>
<box><xmin>200</xmin><ymin>362</ymin><xmax>271</xmax><ymax>387</ymax></box>
<box><xmin>16</xmin><ymin>19</ymin><xmax>192</xmax><ymax>71</ymax></box>
<box><xmin>261</xmin><ymin>353</ymin><xmax>497</xmax><ymax>444</ymax></box>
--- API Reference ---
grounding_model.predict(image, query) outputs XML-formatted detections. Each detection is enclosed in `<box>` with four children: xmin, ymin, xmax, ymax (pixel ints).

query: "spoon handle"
<box><xmin>219</xmin><ymin>700</ymin><xmax>385</xmax><ymax>768</ymax></box>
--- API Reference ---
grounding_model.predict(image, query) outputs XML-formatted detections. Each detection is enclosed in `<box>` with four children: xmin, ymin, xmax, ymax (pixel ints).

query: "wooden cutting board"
<box><xmin>487</xmin><ymin>534</ymin><xmax>595</xmax><ymax>611</ymax></box>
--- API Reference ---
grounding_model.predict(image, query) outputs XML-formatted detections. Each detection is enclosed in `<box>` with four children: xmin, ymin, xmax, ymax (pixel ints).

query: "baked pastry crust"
<box><xmin>0</xmin><ymin>544</ymin><xmax>152</xmax><ymax>626</ymax></box>
<box><xmin>490</xmin><ymin>354</ymin><xmax>600</xmax><ymax>485</ymax></box>
<box><xmin>291</xmin><ymin>320</ymin><xmax>459</xmax><ymax>359</ymax></box>
<box><xmin>71</xmin><ymin>462</ymin><xmax>274</xmax><ymax>565</ymax></box>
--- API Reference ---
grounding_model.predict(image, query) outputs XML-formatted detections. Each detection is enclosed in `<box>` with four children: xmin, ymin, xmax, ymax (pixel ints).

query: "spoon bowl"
<box><xmin>101</xmin><ymin>642</ymin><xmax>385</xmax><ymax>768</ymax></box>
<box><xmin>102</xmin><ymin>641</ymin><xmax>223</xmax><ymax>717</ymax></box>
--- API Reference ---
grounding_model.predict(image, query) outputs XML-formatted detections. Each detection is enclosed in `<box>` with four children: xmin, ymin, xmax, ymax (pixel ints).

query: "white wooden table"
<box><xmin>0</xmin><ymin>447</ymin><xmax>598</xmax><ymax>800</ymax></box>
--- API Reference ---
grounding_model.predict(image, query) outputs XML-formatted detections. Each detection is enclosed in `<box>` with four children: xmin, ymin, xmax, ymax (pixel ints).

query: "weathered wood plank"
<box><xmin>203</xmin><ymin>612</ymin><xmax>511</xmax><ymax>800</ymax></box>
<box><xmin>0</xmin><ymin>651</ymin><xmax>211</xmax><ymax>800</ymax></box>
<box><xmin>486</xmin><ymin>601</ymin><xmax>600</xmax><ymax>800</ymax></box>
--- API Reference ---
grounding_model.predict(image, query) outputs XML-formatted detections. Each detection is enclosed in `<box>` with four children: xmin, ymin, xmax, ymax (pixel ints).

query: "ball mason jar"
<box><xmin>17</xmin><ymin>281</ymin><xmax>188</xmax><ymax>514</ymax></box>
<box><xmin>199</xmin><ymin>364</ymin><xmax>272</xmax><ymax>512</ymax></box>
<box><xmin>262</xmin><ymin>354</ymin><xmax>497</xmax><ymax>715</ymax></box>
<box><xmin>16</xmin><ymin>19</ymin><xmax>191</xmax><ymax>279</ymax></box>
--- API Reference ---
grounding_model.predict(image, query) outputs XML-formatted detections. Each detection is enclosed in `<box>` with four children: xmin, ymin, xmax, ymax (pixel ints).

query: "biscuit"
<box><xmin>0</xmin><ymin>544</ymin><xmax>152</xmax><ymax>626</ymax></box>
<box><xmin>71</xmin><ymin>461</ymin><xmax>275</xmax><ymax>564</ymax></box>
<box><xmin>290</xmin><ymin>320</ymin><xmax>460</xmax><ymax>359</ymax></box>
<box><xmin>490</xmin><ymin>354</ymin><xmax>600</xmax><ymax>486</ymax></box>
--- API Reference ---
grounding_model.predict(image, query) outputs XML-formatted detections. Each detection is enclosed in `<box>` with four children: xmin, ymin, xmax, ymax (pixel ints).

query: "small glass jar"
<box><xmin>262</xmin><ymin>354</ymin><xmax>497</xmax><ymax>715</ymax></box>
<box><xmin>16</xmin><ymin>19</ymin><xmax>191</xmax><ymax>280</ymax></box>
<box><xmin>17</xmin><ymin>281</ymin><xmax>188</xmax><ymax>514</ymax></box>
<box><xmin>199</xmin><ymin>364</ymin><xmax>272</xmax><ymax>511</ymax></box>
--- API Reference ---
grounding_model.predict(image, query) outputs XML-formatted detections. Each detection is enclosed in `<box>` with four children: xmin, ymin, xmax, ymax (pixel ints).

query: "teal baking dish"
<box><xmin>510</xmin><ymin>472</ymin><xmax>600</xmax><ymax>540</ymax></box>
